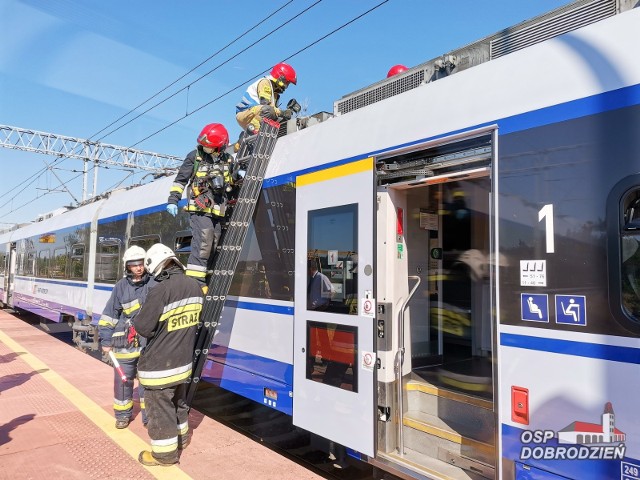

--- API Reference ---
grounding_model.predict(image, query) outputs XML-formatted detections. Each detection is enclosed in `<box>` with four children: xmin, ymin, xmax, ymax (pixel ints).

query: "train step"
<box><xmin>402</xmin><ymin>409</ymin><xmax>495</xmax><ymax>467</ymax></box>
<box><xmin>377</xmin><ymin>446</ymin><xmax>490</xmax><ymax>480</ymax></box>
<box><xmin>406</xmin><ymin>379</ymin><xmax>494</xmax><ymax>441</ymax></box>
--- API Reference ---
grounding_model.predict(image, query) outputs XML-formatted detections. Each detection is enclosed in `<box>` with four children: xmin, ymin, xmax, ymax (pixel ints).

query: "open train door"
<box><xmin>293</xmin><ymin>157</ymin><xmax>376</xmax><ymax>457</ymax></box>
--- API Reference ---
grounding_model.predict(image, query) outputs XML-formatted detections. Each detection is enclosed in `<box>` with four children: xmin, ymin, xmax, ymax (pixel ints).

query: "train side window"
<box><xmin>307</xmin><ymin>204</ymin><xmax>358</xmax><ymax>314</ymax></box>
<box><xmin>174</xmin><ymin>230</ymin><xmax>192</xmax><ymax>271</ymax></box>
<box><xmin>24</xmin><ymin>251</ymin><xmax>35</xmax><ymax>276</ymax></box>
<box><xmin>37</xmin><ymin>250</ymin><xmax>50</xmax><ymax>278</ymax></box>
<box><xmin>0</xmin><ymin>252</ymin><xmax>5</xmax><ymax>276</ymax></box>
<box><xmin>52</xmin><ymin>247</ymin><xmax>67</xmax><ymax>279</ymax></box>
<box><xmin>96</xmin><ymin>239</ymin><xmax>121</xmax><ymax>283</ymax></box>
<box><xmin>306</xmin><ymin>321</ymin><xmax>358</xmax><ymax>392</ymax></box>
<box><xmin>621</xmin><ymin>190</ymin><xmax>640</xmax><ymax>321</ymax></box>
<box><xmin>70</xmin><ymin>244</ymin><xmax>85</xmax><ymax>280</ymax></box>
<box><xmin>130</xmin><ymin>235</ymin><xmax>161</xmax><ymax>252</ymax></box>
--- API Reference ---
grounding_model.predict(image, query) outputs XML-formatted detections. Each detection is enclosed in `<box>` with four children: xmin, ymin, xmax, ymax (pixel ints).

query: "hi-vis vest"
<box><xmin>236</xmin><ymin>77</ymin><xmax>276</xmax><ymax>113</ymax></box>
<box><xmin>185</xmin><ymin>152</ymin><xmax>233</xmax><ymax>217</ymax></box>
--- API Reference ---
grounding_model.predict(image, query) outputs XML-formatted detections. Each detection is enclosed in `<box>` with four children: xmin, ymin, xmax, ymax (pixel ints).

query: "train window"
<box><xmin>37</xmin><ymin>250</ymin><xmax>50</xmax><ymax>278</ymax></box>
<box><xmin>24</xmin><ymin>251</ymin><xmax>35</xmax><ymax>276</ymax></box>
<box><xmin>306</xmin><ymin>321</ymin><xmax>358</xmax><ymax>392</ymax></box>
<box><xmin>130</xmin><ymin>235</ymin><xmax>161</xmax><ymax>252</ymax></box>
<box><xmin>307</xmin><ymin>204</ymin><xmax>358</xmax><ymax>314</ymax></box>
<box><xmin>621</xmin><ymin>190</ymin><xmax>640</xmax><ymax>321</ymax></box>
<box><xmin>70</xmin><ymin>244</ymin><xmax>85</xmax><ymax>280</ymax></box>
<box><xmin>174</xmin><ymin>230</ymin><xmax>192</xmax><ymax>270</ymax></box>
<box><xmin>51</xmin><ymin>247</ymin><xmax>67</xmax><ymax>279</ymax></box>
<box><xmin>0</xmin><ymin>252</ymin><xmax>5</xmax><ymax>275</ymax></box>
<box><xmin>228</xmin><ymin>183</ymin><xmax>296</xmax><ymax>301</ymax></box>
<box><xmin>96</xmin><ymin>239</ymin><xmax>121</xmax><ymax>283</ymax></box>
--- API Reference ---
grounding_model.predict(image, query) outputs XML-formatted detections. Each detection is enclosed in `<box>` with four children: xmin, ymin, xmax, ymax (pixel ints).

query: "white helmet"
<box><xmin>123</xmin><ymin>246</ymin><xmax>146</xmax><ymax>272</ymax></box>
<box><xmin>145</xmin><ymin>243</ymin><xmax>185</xmax><ymax>277</ymax></box>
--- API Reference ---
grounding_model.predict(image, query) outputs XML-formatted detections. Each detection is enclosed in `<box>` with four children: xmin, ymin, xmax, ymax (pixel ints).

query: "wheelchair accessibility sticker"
<box><xmin>521</xmin><ymin>293</ymin><xmax>549</xmax><ymax>322</ymax></box>
<box><xmin>555</xmin><ymin>295</ymin><xmax>587</xmax><ymax>326</ymax></box>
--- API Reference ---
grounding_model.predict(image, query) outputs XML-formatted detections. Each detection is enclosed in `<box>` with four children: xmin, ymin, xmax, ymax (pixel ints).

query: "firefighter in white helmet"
<box><xmin>134</xmin><ymin>243</ymin><xmax>203</xmax><ymax>467</ymax></box>
<box><xmin>98</xmin><ymin>245</ymin><xmax>156</xmax><ymax>429</ymax></box>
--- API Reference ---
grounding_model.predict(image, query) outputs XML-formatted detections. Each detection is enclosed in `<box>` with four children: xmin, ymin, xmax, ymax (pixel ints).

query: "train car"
<box><xmin>2</xmin><ymin>0</ymin><xmax>640</xmax><ymax>478</ymax></box>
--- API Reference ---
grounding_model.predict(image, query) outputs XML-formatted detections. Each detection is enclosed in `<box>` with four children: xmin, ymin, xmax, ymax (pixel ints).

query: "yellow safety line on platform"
<box><xmin>0</xmin><ymin>329</ymin><xmax>192</xmax><ymax>480</ymax></box>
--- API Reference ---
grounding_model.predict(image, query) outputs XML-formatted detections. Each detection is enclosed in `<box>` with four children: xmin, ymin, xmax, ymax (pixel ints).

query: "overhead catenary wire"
<box><xmin>129</xmin><ymin>0</ymin><xmax>390</xmax><ymax>148</ymax></box>
<box><xmin>89</xmin><ymin>0</ymin><xmax>296</xmax><ymax>141</ymax></box>
<box><xmin>2</xmin><ymin>0</ymin><xmax>390</xmax><ymax>222</ymax></box>
<box><xmin>0</xmin><ymin>2</ymin><xmax>302</xmax><ymax>219</ymax></box>
<box><xmin>0</xmin><ymin>159</ymin><xmax>62</xmax><ymax>201</ymax></box>
<box><xmin>96</xmin><ymin>0</ymin><xmax>324</xmax><ymax>143</ymax></box>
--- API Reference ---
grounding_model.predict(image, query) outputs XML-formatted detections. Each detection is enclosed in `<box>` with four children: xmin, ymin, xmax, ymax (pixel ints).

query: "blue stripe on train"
<box><xmin>201</xmin><ymin>345</ymin><xmax>293</xmax><ymax>416</ymax></box>
<box><xmin>500</xmin><ymin>333</ymin><xmax>640</xmax><ymax>364</ymax></box>
<box><xmin>14</xmin><ymin>276</ymin><xmax>114</xmax><ymax>291</ymax></box>
<box><xmin>264</xmin><ymin>83</ymin><xmax>640</xmax><ymax>188</ymax></box>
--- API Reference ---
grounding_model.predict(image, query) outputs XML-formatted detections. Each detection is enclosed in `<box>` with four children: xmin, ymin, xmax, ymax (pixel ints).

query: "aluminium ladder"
<box><xmin>186</xmin><ymin>118</ymin><xmax>280</xmax><ymax>405</ymax></box>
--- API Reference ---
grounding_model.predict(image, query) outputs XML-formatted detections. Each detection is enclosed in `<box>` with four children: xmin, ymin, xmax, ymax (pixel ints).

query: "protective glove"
<box><xmin>286</xmin><ymin>98</ymin><xmax>301</xmax><ymax>113</ymax></box>
<box><xmin>166</xmin><ymin>204</ymin><xmax>178</xmax><ymax>217</ymax></box>
<box><xmin>280</xmin><ymin>109</ymin><xmax>293</xmax><ymax>121</ymax></box>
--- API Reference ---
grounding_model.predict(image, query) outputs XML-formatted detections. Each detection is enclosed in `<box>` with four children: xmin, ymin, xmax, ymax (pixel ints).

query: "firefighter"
<box><xmin>234</xmin><ymin>62</ymin><xmax>297</xmax><ymax>148</ymax></box>
<box><xmin>98</xmin><ymin>245</ymin><xmax>155</xmax><ymax>429</ymax></box>
<box><xmin>166</xmin><ymin>123</ymin><xmax>233</xmax><ymax>290</ymax></box>
<box><xmin>134</xmin><ymin>243</ymin><xmax>203</xmax><ymax>467</ymax></box>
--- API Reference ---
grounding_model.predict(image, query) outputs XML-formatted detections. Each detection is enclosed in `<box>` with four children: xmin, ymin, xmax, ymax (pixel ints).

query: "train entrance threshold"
<box><xmin>0</xmin><ymin>310</ymin><xmax>326</xmax><ymax>480</ymax></box>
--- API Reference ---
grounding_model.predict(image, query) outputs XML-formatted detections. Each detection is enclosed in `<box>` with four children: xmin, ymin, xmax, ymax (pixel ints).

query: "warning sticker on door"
<box><xmin>361</xmin><ymin>351</ymin><xmax>376</xmax><ymax>372</ymax></box>
<box><xmin>361</xmin><ymin>297</ymin><xmax>376</xmax><ymax>317</ymax></box>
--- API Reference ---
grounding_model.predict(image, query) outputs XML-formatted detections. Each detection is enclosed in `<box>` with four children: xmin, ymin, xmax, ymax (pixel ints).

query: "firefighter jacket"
<box><xmin>134</xmin><ymin>266</ymin><xmax>203</xmax><ymax>390</ymax></box>
<box><xmin>167</xmin><ymin>146</ymin><xmax>234</xmax><ymax>217</ymax></box>
<box><xmin>236</xmin><ymin>77</ymin><xmax>281</xmax><ymax>114</ymax></box>
<box><xmin>98</xmin><ymin>273</ymin><xmax>156</xmax><ymax>360</ymax></box>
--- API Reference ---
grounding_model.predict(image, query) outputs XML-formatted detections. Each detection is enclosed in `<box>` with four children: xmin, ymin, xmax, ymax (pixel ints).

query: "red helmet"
<box><xmin>197</xmin><ymin>123</ymin><xmax>229</xmax><ymax>150</ymax></box>
<box><xmin>271</xmin><ymin>62</ymin><xmax>297</xmax><ymax>89</ymax></box>
<box><xmin>387</xmin><ymin>64</ymin><xmax>408</xmax><ymax>78</ymax></box>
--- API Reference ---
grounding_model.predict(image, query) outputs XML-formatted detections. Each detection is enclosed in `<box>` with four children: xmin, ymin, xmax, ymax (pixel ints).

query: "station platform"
<box><xmin>0</xmin><ymin>310</ymin><xmax>327</xmax><ymax>480</ymax></box>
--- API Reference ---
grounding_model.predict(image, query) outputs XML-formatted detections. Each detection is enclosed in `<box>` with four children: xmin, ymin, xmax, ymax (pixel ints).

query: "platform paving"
<box><xmin>0</xmin><ymin>310</ymin><xmax>327</xmax><ymax>480</ymax></box>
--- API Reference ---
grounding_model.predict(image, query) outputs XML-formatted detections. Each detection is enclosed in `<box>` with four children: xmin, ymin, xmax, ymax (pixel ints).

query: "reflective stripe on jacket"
<box><xmin>98</xmin><ymin>274</ymin><xmax>156</xmax><ymax>357</ymax></box>
<box><xmin>236</xmin><ymin>77</ymin><xmax>277</xmax><ymax>113</ymax></box>
<box><xmin>134</xmin><ymin>267</ymin><xmax>203</xmax><ymax>389</ymax></box>
<box><xmin>167</xmin><ymin>148</ymin><xmax>233</xmax><ymax>217</ymax></box>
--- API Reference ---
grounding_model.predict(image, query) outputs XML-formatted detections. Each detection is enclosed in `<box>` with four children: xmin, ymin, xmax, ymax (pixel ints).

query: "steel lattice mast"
<box><xmin>0</xmin><ymin>124</ymin><xmax>182</xmax><ymax>171</ymax></box>
<box><xmin>0</xmin><ymin>124</ymin><xmax>183</xmax><ymax>202</ymax></box>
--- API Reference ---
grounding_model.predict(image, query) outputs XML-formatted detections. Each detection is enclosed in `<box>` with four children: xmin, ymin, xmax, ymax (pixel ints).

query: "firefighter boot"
<box><xmin>138</xmin><ymin>451</ymin><xmax>178</xmax><ymax>467</ymax></box>
<box><xmin>115</xmin><ymin>418</ymin><xmax>130</xmax><ymax>429</ymax></box>
<box><xmin>178</xmin><ymin>434</ymin><xmax>191</xmax><ymax>450</ymax></box>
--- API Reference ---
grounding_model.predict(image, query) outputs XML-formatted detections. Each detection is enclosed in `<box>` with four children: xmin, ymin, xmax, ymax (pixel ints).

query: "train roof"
<box><xmin>264</xmin><ymin>5</ymin><xmax>640</xmax><ymax>181</ymax></box>
<box><xmin>0</xmin><ymin>176</ymin><xmax>174</xmax><ymax>244</ymax></box>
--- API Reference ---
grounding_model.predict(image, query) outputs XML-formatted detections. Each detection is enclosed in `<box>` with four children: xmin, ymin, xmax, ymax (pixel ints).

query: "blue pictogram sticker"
<box><xmin>555</xmin><ymin>295</ymin><xmax>587</xmax><ymax>326</ymax></box>
<box><xmin>521</xmin><ymin>293</ymin><xmax>549</xmax><ymax>322</ymax></box>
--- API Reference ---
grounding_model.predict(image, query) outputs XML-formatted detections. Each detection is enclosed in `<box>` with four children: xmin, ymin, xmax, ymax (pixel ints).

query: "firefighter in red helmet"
<box><xmin>387</xmin><ymin>64</ymin><xmax>408</xmax><ymax>78</ymax></box>
<box><xmin>235</xmin><ymin>62</ymin><xmax>298</xmax><ymax>144</ymax></box>
<box><xmin>166</xmin><ymin>123</ymin><xmax>234</xmax><ymax>290</ymax></box>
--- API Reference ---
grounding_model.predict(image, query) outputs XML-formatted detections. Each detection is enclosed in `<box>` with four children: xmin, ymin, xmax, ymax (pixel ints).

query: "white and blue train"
<box><xmin>2</xmin><ymin>1</ymin><xmax>640</xmax><ymax>478</ymax></box>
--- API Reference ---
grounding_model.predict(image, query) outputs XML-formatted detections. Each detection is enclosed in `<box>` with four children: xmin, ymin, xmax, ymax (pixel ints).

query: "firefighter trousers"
<box><xmin>113</xmin><ymin>355</ymin><xmax>146</xmax><ymax>423</ymax></box>
<box><xmin>145</xmin><ymin>383</ymin><xmax>190</xmax><ymax>463</ymax></box>
<box><xmin>186</xmin><ymin>213</ymin><xmax>221</xmax><ymax>284</ymax></box>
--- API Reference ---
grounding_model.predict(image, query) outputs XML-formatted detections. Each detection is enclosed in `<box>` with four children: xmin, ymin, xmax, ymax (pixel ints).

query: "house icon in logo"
<box><xmin>557</xmin><ymin>402</ymin><xmax>626</xmax><ymax>445</ymax></box>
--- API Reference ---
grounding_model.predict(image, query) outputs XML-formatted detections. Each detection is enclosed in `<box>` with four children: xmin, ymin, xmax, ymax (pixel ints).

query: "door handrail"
<box><xmin>394</xmin><ymin>275</ymin><xmax>421</xmax><ymax>455</ymax></box>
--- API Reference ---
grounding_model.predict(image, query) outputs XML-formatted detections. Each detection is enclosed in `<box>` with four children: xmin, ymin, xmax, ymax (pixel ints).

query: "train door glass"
<box><xmin>406</xmin><ymin>173</ymin><xmax>493</xmax><ymax>397</ymax></box>
<box><xmin>293</xmin><ymin>158</ymin><xmax>375</xmax><ymax>457</ymax></box>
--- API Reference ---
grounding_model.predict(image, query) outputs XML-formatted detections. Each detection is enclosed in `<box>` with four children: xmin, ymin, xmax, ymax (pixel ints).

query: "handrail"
<box><xmin>394</xmin><ymin>275</ymin><xmax>421</xmax><ymax>456</ymax></box>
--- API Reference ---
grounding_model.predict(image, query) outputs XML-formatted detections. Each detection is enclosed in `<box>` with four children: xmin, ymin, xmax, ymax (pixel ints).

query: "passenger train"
<box><xmin>2</xmin><ymin>1</ymin><xmax>640</xmax><ymax>478</ymax></box>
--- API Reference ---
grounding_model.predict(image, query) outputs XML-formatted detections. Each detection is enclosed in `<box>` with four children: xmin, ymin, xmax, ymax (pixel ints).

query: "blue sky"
<box><xmin>0</xmin><ymin>0</ymin><xmax>573</xmax><ymax>228</ymax></box>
